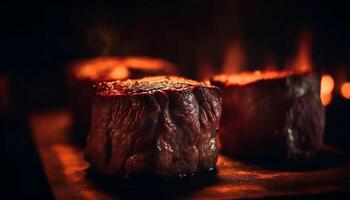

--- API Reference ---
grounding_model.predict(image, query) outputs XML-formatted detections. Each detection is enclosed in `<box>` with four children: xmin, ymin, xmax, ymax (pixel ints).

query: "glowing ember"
<box><xmin>341</xmin><ymin>82</ymin><xmax>350</xmax><ymax>99</ymax></box>
<box><xmin>320</xmin><ymin>75</ymin><xmax>335</xmax><ymax>106</ymax></box>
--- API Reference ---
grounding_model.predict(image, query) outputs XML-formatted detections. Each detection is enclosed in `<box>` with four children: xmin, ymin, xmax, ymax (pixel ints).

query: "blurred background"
<box><xmin>1</xmin><ymin>0</ymin><xmax>350</xmax><ymax>198</ymax></box>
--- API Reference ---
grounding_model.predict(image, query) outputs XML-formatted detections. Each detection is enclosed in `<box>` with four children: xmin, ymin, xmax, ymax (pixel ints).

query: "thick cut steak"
<box><xmin>211</xmin><ymin>71</ymin><xmax>325</xmax><ymax>159</ymax></box>
<box><xmin>85</xmin><ymin>76</ymin><xmax>222</xmax><ymax>177</ymax></box>
<box><xmin>67</xmin><ymin>57</ymin><xmax>176</xmax><ymax>145</ymax></box>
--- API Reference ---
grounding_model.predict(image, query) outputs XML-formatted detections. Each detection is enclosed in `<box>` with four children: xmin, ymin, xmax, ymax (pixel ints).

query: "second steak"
<box><xmin>211</xmin><ymin>71</ymin><xmax>325</xmax><ymax>160</ymax></box>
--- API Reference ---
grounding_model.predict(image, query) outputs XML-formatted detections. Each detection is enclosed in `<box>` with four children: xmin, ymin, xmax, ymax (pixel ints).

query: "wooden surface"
<box><xmin>29</xmin><ymin>110</ymin><xmax>350</xmax><ymax>199</ymax></box>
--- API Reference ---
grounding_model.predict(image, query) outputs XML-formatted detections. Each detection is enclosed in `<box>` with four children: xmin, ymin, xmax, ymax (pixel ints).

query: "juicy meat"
<box><xmin>67</xmin><ymin>57</ymin><xmax>177</xmax><ymax>144</ymax></box>
<box><xmin>211</xmin><ymin>71</ymin><xmax>325</xmax><ymax>159</ymax></box>
<box><xmin>84</xmin><ymin>76</ymin><xmax>222</xmax><ymax>177</ymax></box>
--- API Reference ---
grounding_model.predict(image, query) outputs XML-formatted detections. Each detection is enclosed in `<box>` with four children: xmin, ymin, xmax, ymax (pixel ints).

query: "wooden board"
<box><xmin>29</xmin><ymin>110</ymin><xmax>350</xmax><ymax>199</ymax></box>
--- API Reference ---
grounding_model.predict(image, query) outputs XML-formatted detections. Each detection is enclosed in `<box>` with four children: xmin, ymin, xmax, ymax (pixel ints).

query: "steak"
<box><xmin>210</xmin><ymin>71</ymin><xmax>325</xmax><ymax>159</ymax></box>
<box><xmin>84</xmin><ymin>76</ymin><xmax>222</xmax><ymax>178</ymax></box>
<box><xmin>67</xmin><ymin>57</ymin><xmax>177</xmax><ymax>145</ymax></box>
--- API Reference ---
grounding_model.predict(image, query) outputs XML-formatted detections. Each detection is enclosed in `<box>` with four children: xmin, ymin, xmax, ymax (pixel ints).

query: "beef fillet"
<box><xmin>211</xmin><ymin>71</ymin><xmax>325</xmax><ymax>159</ymax></box>
<box><xmin>85</xmin><ymin>76</ymin><xmax>222</xmax><ymax>177</ymax></box>
<box><xmin>67</xmin><ymin>57</ymin><xmax>176</xmax><ymax>145</ymax></box>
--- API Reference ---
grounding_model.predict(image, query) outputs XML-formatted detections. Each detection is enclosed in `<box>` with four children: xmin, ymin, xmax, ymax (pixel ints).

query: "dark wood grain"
<box><xmin>29</xmin><ymin>110</ymin><xmax>350</xmax><ymax>199</ymax></box>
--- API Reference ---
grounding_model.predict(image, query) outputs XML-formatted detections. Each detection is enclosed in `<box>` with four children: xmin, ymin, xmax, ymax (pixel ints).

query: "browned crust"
<box><xmin>210</xmin><ymin>70</ymin><xmax>311</xmax><ymax>87</ymax></box>
<box><xmin>93</xmin><ymin>76</ymin><xmax>218</xmax><ymax>97</ymax></box>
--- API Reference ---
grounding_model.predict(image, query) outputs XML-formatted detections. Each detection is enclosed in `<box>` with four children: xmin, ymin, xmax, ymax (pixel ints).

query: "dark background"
<box><xmin>1</xmin><ymin>0</ymin><xmax>350</xmax><ymax>198</ymax></box>
<box><xmin>2</xmin><ymin>0</ymin><xmax>350</xmax><ymax>110</ymax></box>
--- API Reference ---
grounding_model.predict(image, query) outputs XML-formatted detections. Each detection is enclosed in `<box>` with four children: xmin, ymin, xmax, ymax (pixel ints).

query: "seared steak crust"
<box><xmin>85</xmin><ymin>76</ymin><xmax>222</xmax><ymax>177</ymax></box>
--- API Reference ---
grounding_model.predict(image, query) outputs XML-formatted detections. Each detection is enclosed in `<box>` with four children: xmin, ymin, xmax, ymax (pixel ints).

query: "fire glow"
<box><xmin>286</xmin><ymin>31</ymin><xmax>313</xmax><ymax>72</ymax></box>
<box><xmin>72</xmin><ymin>57</ymin><xmax>174</xmax><ymax>81</ymax></box>
<box><xmin>320</xmin><ymin>75</ymin><xmax>335</xmax><ymax>106</ymax></box>
<box><xmin>341</xmin><ymin>82</ymin><xmax>350</xmax><ymax>99</ymax></box>
<box><xmin>223</xmin><ymin>40</ymin><xmax>246</xmax><ymax>74</ymax></box>
<box><xmin>215</xmin><ymin>30</ymin><xmax>338</xmax><ymax>106</ymax></box>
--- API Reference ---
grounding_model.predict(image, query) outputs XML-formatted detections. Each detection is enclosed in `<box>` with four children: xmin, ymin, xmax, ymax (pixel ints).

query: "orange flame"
<box><xmin>341</xmin><ymin>82</ymin><xmax>350</xmax><ymax>99</ymax></box>
<box><xmin>286</xmin><ymin>31</ymin><xmax>313</xmax><ymax>72</ymax></box>
<box><xmin>320</xmin><ymin>75</ymin><xmax>335</xmax><ymax>106</ymax></box>
<box><xmin>223</xmin><ymin>40</ymin><xmax>245</xmax><ymax>74</ymax></box>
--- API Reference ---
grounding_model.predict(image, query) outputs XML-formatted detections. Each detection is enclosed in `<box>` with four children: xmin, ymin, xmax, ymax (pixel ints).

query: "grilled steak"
<box><xmin>84</xmin><ymin>76</ymin><xmax>222</xmax><ymax>178</ymax></box>
<box><xmin>67</xmin><ymin>57</ymin><xmax>176</xmax><ymax>145</ymax></box>
<box><xmin>211</xmin><ymin>71</ymin><xmax>325</xmax><ymax>159</ymax></box>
